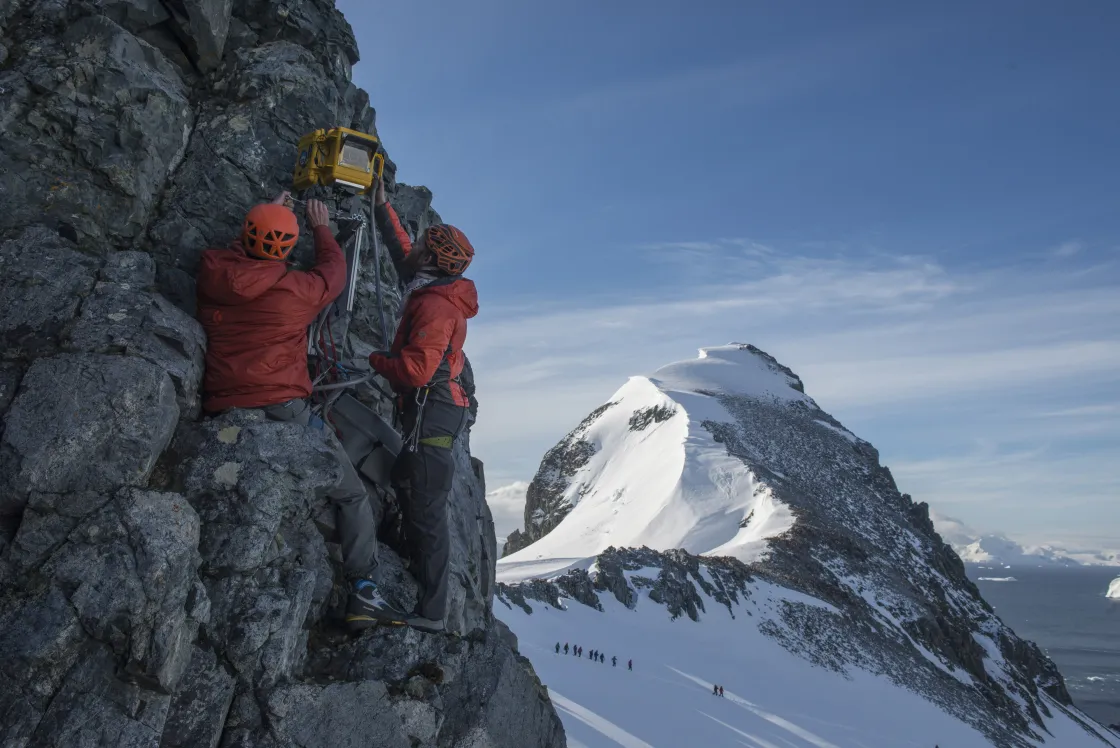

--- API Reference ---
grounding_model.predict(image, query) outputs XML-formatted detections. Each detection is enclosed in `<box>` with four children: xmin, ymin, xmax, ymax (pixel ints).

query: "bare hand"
<box><xmin>306</xmin><ymin>199</ymin><xmax>330</xmax><ymax>228</ymax></box>
<box><xmin>272</xmin><ymin>190</ymin><xmax>292</xmax><ymax>206</ymax></box>
<box><xmin>374</xmin><ymin>176</ymin><xmax>387</xmax><ymax>206</ymax></box>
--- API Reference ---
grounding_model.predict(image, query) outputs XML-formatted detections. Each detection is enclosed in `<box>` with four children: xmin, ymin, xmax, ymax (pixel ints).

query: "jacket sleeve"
<box><xmin>369</xmin><ymin>295</ymin><xmax>456</xmax><ymax>390</ymax></box>
<box><xmin>289</xmin><ymin>225</ymin><xmax>347</xmax><ymax>315</ymax></box>
<box><xmin>374</xmin><ymin>201</ymin><xmax>415</xmax><ymax>285</ymax></box>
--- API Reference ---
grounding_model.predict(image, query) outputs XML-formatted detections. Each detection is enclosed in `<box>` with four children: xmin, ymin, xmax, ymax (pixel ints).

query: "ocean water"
<box><xmin>968</xmin><ymin>565</ymin><xmax>1120</xmax><ymax>727</ymax></box>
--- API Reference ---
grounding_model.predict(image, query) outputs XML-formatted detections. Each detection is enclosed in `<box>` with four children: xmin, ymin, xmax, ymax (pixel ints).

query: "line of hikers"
<box><xmin>712</xmin><ymin>684</ymin><xmax>725</xmax><ymax>697</ymax></box>
<box><xmin>196</xmin><ymin>174</ymin><xmax>477</xmax><ymax>634</ymax></box>
<box><xmin>556</xmin><ymin>643</ymin><xmax>632</xmax><ymax>671</ymax></box>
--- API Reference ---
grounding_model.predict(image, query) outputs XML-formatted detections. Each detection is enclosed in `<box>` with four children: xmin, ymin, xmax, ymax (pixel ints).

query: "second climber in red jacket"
<box><xmin>368</xmin><ymin>177</ymin><xmax>478</xmax><ymax>633</ymax></box>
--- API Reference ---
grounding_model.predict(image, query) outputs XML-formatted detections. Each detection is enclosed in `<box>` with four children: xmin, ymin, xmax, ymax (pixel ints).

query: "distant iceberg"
<box><xmin>978</xmin><ymin>577</ymin><xmax>1018</xmax><ymax>582</ymax></box>
<box><xmin>1108</xmin><ymin>577</ymin><xmax>1120</xmax><ymax>599</ymax></box>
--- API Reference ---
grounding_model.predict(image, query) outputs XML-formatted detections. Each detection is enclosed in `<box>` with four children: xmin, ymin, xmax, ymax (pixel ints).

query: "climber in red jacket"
<box><xmin>369</xmin><ymin>176</ymin><xmax>478</xmax><ymax>633</ymax></box>
<box><xmin>196</xmin><ymin>192</ymin><xmax>404</xmax><ymax>629</ymax></box>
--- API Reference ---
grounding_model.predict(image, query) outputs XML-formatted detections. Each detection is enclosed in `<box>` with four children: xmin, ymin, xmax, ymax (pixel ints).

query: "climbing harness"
<box><xmin>403</xmin><ymin>386</ymin><xmax>430</xmax><ymax>454</ymax></box>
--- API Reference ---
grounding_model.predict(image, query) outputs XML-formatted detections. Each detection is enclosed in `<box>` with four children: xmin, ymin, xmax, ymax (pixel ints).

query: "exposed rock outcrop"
<box><xmin>502</xmin><ymin>401</ymin><xmax>616</xmax><ymax>556</ymax></box>
<box><xmin>0</xmin><ymin>1</ymin><xmax>564</xmax><ymax>745</ymax></box>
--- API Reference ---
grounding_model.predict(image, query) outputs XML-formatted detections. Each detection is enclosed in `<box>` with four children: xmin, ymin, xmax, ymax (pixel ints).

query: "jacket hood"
<box><xmin>197</xmin><ymin>242</ymin><xmax>288</xmax><ymax>305</ymax></box>
<box><xmin>414</xmin><ymin>276</ymin><xmax>479</xmax><ymax>319</ymax></box>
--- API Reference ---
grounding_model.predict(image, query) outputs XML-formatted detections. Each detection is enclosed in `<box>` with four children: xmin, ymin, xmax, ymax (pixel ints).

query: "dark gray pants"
<box><xmin>393</xmin><ymin>400</ymin><xmax>467</xmax><ymax>620</ymax></box>
<box><xmin>262</xmin><ymin>399</ymin><xmax>378</xmax><ymax>581</ymax></box>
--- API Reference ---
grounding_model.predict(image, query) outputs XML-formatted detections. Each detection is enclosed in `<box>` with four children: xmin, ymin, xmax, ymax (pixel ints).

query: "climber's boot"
<box><xmin>403</xmin><ymin>613</ymin><xmax>445</xmax><ymax>634</ymax></box>
<box><xmin>345</xmin><ymin>579</ymin><xmax>406</xmax><ymax>630</ymax></box>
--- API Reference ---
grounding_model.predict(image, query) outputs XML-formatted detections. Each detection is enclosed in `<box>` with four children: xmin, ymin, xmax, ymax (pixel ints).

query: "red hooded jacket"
<box><xmin>196</xmin><ymin>225</ymin><xmax>345</xmax><ymax>412</ymax></box>
<box><xmin>369</xmin><ymin>203</ymin><xmax>478</xmax><ymax>407</ymax></box>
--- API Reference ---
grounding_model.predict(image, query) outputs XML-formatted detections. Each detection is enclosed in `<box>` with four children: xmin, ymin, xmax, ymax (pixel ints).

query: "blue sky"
<box><xmin>338</xmin><ymin>0</ymin><xmax>1120</xmax><ymax>549</ymax></box>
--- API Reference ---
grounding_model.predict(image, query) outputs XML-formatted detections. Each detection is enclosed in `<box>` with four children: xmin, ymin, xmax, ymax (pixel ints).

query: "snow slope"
<box><xmin>1108</xmin><ymin>577</ymin><xmax>1120</xmax><ymax>599</ymax></box>
<box><xmin>496</xmin><ymin>569</ymin><xmax>1119</xmax><ymax>748</ymax></box>
<box><xmin>501</xmin><ymin>346</ymin><xmax>805</xmax><ymax>571</ymax></box>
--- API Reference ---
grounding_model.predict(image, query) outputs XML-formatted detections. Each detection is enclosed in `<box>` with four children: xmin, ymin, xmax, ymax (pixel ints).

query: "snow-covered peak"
<box><xmin>497</xmin><ymin>343</ymin><xmax>1119</xmax><ymax>745</ymax></box>
<box><xmin>501</xmin><ymin>346</ymin><xmax>812</xmax><ymax>569</ymax></box>
<box><xmin>930</xmin><ymin>511</ymin><xmax>1118</xmax><ymax>568</ymax></box>
<box><xmin>649</xmin><ymin>343</ymin><xmax>812</xmax><ymax>405</ymax></box>
<box><xmin>1108</xmin><ymin>577</ymin><xmax>1120</xmax><ymax>599</ymax></box>
<box><xmin>956</xmin><ymin>534</ymin><xmax>1083</xmax><ymax>568</ymax></box>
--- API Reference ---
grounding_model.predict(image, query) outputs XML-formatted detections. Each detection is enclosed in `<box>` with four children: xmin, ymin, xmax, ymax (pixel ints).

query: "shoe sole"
<box><xmin>346</xmin><ymin>614</ymin><xmax>407</xmax><ymax>629</ymax></box>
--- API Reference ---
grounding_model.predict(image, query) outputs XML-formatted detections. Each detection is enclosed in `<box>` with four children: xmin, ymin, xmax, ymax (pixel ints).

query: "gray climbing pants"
<box><xmin>393</xmin><ymin>400</ymin><xmax>468</xmax><ymax>621</ymax></box>
<box><xmin>261</xmin><ymin>398</ymin><xmax>378</xmax><ymax>581</ymax></box>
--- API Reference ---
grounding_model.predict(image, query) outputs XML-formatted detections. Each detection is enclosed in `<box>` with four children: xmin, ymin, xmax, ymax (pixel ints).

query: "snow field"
<box><xmin>497</xmin><ymin>582</ymin><xmax>1120</xmax><ymax>747</ymax></box>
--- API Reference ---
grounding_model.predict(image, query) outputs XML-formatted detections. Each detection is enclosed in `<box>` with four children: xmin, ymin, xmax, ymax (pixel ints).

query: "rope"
<box><xmin>370</xmin><ymin>191</ymin><xmax>390</xmax><ymax>348</ymax></box>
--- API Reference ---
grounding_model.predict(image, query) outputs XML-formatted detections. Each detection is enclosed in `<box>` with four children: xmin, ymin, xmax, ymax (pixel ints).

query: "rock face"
<box><xmin>0</xmin><ymin>1</ymin><xmax>564</xmax><ymax>746</ymax></box>
<box><xmin>497</xmin><ymin>344</ymin><xmax>1102</xmax><ymax>748</ymax></box>
<box><xmin>502</xmin><ymin>401</ymin><xmax>616</xmax><ymax>556</ymax></box>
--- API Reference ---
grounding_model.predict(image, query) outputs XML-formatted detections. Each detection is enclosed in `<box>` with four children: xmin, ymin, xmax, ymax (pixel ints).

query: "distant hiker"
<box><xmin>713</xmin><ymin>684</ymin><xmax>719</xmax><ymax>695</ymax></box>
<box><xmin>197</xmin><ymin>193</ymin><xmax>401</xmax><ymax>631</ymax></box>
<box><xmin>369</xmin><ymin>176</ymin><xmax>478</xmax><ymax>634</ymax></box>
<box><xmin>628</xmin><ymin>659</ymin><xmax>633</xmax><ymax>671</ymax></box>
<box><xmin>564</xmin><ymin>643</ymin><xmax>570</xmax><ymax>655</ymax></box>
<box><xmin>600</xmin><ymin>653</ymin><xmax>605</xmax><ymax>664</ymax></box>
<box><xmin>555</xmin><ymin>642</ymin><xmax>560</xmax><ymax>655</ymax></box>
<box><xmin>719</xmin><ymin>686</ymin><xmax>724</xmax><ymax>697</ymax></box>
<box><xmin>612</xmin><ymin>656</ymin><xmax>617</xmax><ymax>667</ymax></box>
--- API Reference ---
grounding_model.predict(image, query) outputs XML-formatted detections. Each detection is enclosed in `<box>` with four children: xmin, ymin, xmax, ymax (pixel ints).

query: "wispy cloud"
<box><xmin>468</xmin><ymin>240</ymin><xmax>1120</xmax><ymax>544</ymax></box>
<box><xmin>1051</xmin><ymin>240</ymin><xmax>1084</xmax><ymax>258</ymax></box>
<box><xmin>486</xmin><ymin>481</ymin><xmax>529</xmax><ymax>541</ymax></box>
<box><xmin>1033</xmin><ymin>403</ymin><xmax>1120</xmax><ymax>418</ymax></box>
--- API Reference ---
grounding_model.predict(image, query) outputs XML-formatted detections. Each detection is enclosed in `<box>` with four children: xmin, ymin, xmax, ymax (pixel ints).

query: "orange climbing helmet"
<box><xmin>424</xmin><ymin>223</ymin><xmax>474</xmax><ymax>275</ymax></box>
<box><xmin>242</xmin><ymin>204</ymin><xmax>299</xmax><ymax>261</ymax></box>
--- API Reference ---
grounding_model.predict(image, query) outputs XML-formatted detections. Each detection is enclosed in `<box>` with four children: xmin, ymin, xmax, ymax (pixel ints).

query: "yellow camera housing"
<box><xmin>292</xmin><ymin>127</ymin><xmax>385</xmax><ymax>194</ymax></box>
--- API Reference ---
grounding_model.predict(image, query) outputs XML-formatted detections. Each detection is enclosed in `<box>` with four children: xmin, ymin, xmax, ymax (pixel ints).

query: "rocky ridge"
<box><xmin>0</xmin><ymin>1</ymin><xmax>563</xmax><ymax>746</ymax></box>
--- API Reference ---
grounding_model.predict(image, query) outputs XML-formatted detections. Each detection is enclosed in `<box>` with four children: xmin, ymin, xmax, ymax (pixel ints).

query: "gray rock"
<box><xmin>5</xmin><ymin>491</ymin><xmax>112</xmax><ymax>574</ymax></box>
<box><xmin>0</xmin><ymin>361</ymin><xmax>23</xmax><ymax>420</ymax></box>
<box><xmin>99</xmin><ymin>0</ymin><xmax>172</xmax><ymax>33</ymax></box>
<box><xmin>102</xmin><ymin>250</ymin><xmax>158</xmax><ymax>287</ymax></box>
<box><xmin>0</xmin><ymin>16</ymin><xmax>193</xmax><ymax>248</ymax></box>
<box><xmin>0</xmin><ymin>226</ymin><xmax>100</xmax><ymax>361</ymax></box>
<box><xmin>181</xmin><ymin>0</ymin><xmax>233</xmax><ymax>71</ymax></box>
<box><xmin>0</xmin><ymin>586</ymin><xmax>86</xmax><ymax>745</ymax></box>
<box><xmin>204</xmin><ymin>566</ymin><xmax>315</xmax><ymax>688</ymax></box>
<box><xmin>38</xmin><ymin>489</ymin><xmax>202</xmax><ymax>692</ymax></box>
<box><xmin>172</xmin><ymin>410</ymin><xmax>340</xmax><ymax>573</ymax></box>
<box><xmin>0</xmin><ymin>354</ymin><xmax>178</xmax><ymax>515</ymax></box>
<box><xmin>305</xmin><ymin>620</ymin><xmax>566</xmax><ymax>748</ymax></box>
<box><xmin>446</xmin><ymin>430</ymin><xmax>497</xmax><ymax>635</ymax></box>
<box><xmin>160</xmin><ymin>645</ymin><xmax>235</xmax><ymax>748</ymax></box>
<box><xmin>29</xmin><ymin>643</ymin><xmax>171</xmax><ymax>748</ymax></box>
<box><xmin>67</xmin><ymin>277</ymin><xmax>207</xmax><ymax>418</ymax></box>
<box><xmin>252</xmin><ymin>681</ymin><xmax>410</xmax><ymax>748</ymax></box>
